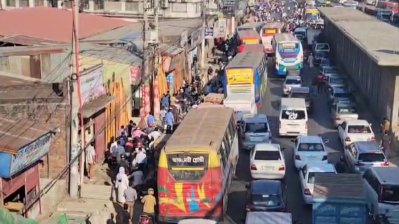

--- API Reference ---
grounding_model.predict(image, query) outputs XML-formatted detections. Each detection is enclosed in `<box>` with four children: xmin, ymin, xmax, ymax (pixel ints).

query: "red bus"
<box><xmin>157</xmin><ymin>107</ymin><xmax>239</xmax><ymax>223</ymax></box>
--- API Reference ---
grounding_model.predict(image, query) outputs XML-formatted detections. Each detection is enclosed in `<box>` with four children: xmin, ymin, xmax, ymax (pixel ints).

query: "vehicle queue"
<box><xmin>155</xmin><ymin>1</ymin><xmax>399</xmax><ymax>224</ymax></box>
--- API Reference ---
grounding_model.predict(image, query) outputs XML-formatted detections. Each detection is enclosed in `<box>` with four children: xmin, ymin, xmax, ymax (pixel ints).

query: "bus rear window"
<box><xmin>167</xmin><ymin>154</ymin><xmax>209</xmax><ymax>181</ymax></box>
<box><xmin>281</xmin><ymin>110</ymin><xmax>306</xmax><ymax>120</ymax></box>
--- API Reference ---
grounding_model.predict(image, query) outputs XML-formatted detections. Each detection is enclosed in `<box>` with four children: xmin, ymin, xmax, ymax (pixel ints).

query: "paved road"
<box><xmin>226</xmin><ymin>62</ymin><xmax>344</xmax><ymax>224</ymax></box>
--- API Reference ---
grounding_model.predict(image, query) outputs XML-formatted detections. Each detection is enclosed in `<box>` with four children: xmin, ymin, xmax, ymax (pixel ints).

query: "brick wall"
<box><xmin>0</xmin><ymin>102</ymin><xmax>70</xmax><ymax>178</ymax></box>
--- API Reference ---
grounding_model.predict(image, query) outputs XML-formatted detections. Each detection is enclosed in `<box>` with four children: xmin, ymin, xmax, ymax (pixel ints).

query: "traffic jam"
<box><xmin>157</xmin><ymin>1</ymin><xmax>399</xmax><ymax>224</ymax></box>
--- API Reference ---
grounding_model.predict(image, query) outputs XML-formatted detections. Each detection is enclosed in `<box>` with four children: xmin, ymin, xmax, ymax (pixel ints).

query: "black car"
<box><xmin>245</xmin><ymin>180</ymin><xmax>287</xmax><ymax>212</ymax></box>
<box><xmin>313</xmin><ymin>51</ymin><xmax>328</xmax><ymax>65</ymax></box>
<box><xmin>288</xmin><ymin>87</ymin><xmax>314</xmax><ymax>113</ymax></box>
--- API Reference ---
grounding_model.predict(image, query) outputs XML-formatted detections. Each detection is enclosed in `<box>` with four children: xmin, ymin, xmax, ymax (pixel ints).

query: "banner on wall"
<box><xmin>130</xmin><ymin>65</ymin><xmax>142</xmax><ymax>85</ymax></box>
<box><xmin>80</xmin><ymin>64</ymin><xmax>106</xmax><ymax>105</ymax></box>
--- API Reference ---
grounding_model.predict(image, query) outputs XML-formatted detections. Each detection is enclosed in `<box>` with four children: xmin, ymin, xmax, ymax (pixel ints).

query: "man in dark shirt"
<box><xmin>116</xmin><ymin>203</ymin><xmax>130</xmax><ymax>224</ymax></box>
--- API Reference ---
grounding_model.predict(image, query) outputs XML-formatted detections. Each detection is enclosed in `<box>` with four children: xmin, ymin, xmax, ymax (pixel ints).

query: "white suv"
<box><xmin>250</xmin><ymin>143</ymin><xmax>286</xmax><ymax>180</ymax></box>
<box><xmin>338</xmin><ymin>119</ymin><xmax>375</xmax><ymax>147</ymax></box>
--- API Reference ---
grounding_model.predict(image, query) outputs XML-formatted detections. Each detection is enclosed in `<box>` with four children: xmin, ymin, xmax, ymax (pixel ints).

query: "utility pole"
<box><xmin>154</xmin><ymin>0</ymin><xmax>159</xmax><ymax>43</ymax></box>
<box><xmin>200</xmin><ymin>0</ymin><xmax>206</xmax><ymax>69</ymax></box>
<box><xmin>70</xmin><ymin>0</ymin><xmax>82</xmax><ymax>198</ymax></box>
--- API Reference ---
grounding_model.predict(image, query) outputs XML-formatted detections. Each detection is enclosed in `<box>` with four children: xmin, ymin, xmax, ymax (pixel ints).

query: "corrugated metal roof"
<box><xmin>0</xmin><ymin>117</ymin><xmax>52</xmax><ymax>154</ymax></box>
<box><xmin>0</xmin><ymin>7</ymin><xmax>131</xmax><ymax>43</ymax></box>
<box><xmin>0</xmin><ymin>45</ymin><xmax>67</xmax><ymax>56</ymax></box>
<box><xmin>82</xmin><ymin>23</ymin><xmax>143</xmax><ymax>44</ymax></box>
<box><xmin>159</xmin><ymin>44</ymin><xmax>184</xmax><ymax>56</ymax></box>
<box><xmin>80</xmin><ymin>44</ymin><xmax>142</xmax><ymax>65</ymax></box>
<box><xmin>0</xmin><ymin>35</ymin><xmax>62</xmax><ymax>46</ymax></box>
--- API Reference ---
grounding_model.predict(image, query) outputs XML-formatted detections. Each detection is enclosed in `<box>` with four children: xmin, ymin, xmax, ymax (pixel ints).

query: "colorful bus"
<box><xmin>238</xmin><ymin>44</ymin><xmax>265</xmax><ymax>54</ymax></box>
<box><xmin>224</xmin><ymin>52</ymin><xmax>267</xmax><ymax>109</ymax></box>
<box><xmin>260</xmin><ymin>22</ymin><xmax>284</xmax><ymax>56</ymax></box>
<box><xmin>158</xmin><ymin>107</ymin><xmax>239</xmax><ymax>223</ymax></box>
<box><xmin>237</xmin><ymin>29</ymin><xmax>262</xmax><ymax>45</ymax></box>
<box><xmin>273</xmin><ymin>33</ymin><xmax>304</xmax><ymax>76</ymax></box>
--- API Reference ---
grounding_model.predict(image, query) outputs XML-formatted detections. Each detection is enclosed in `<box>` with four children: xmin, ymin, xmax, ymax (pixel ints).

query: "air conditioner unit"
<box><xmin>161</xmin><ymin>0</ymin><xmax>169</xmax><ymax>8</ymax></box>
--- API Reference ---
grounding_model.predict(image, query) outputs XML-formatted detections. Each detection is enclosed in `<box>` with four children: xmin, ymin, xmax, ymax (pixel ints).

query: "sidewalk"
<box><xmin>39</xmin><ymin>134</ymin><xmax>171</xmax><ymax>224</ymax></box>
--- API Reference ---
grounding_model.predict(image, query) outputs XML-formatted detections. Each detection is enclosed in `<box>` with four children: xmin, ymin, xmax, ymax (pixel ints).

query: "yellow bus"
<box><xmin>158</xmin><ymin>107</ymin><xmax>239</xmax><ymax>223</ymax></box>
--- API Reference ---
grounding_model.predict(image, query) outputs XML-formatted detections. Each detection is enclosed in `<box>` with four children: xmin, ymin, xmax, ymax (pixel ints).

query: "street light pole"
<box><xmin>200</xmin><ymin>0</ymin><xmax>206</xmax><ymax>69</ymax></box>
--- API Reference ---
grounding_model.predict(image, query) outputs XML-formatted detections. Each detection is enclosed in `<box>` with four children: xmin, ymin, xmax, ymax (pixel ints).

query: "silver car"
<box><xmin>283</xmin><ymin>76</ymin><xmax>302</xmax><ymax>96</ymax></box>
<box><xmin>328</xmin><ymin>87</ymin><xmax>353</xmax><ymax>107</ymax></box>
<box><xmin>331</xmin><ymin>101</ymin><xmax>358</xmax><ymax>127</ymax></box>
<box><xmin>343</xmin><ymin>141</ymin><xmax>389</xmax><ymax>174</ymax></box>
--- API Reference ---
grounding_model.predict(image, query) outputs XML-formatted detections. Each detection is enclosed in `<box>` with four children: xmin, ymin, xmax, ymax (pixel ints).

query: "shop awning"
<box><xmin>81</xmin><ymin>95</ymin><xmax>115</xmax><ymax>118</ymax></box>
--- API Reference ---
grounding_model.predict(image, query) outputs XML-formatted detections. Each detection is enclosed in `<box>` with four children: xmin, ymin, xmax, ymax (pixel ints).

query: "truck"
<box><xmin>312</xmin><ymin>173</ymin><xmax>369</xmax><ymax>224</ymax></box>
<box><xmin>245</xmin><ymin>211</ymin><xmax>293</xmax><ymax>224</ymax></box>
<box><xmin>223</xmin><ymin>93</ymin><xmax>257</xmax><ymax>120</ymax></box>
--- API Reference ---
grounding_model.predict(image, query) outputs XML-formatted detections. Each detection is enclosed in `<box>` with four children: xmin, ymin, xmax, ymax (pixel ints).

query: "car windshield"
<box><xmin>323</xmin><ymin>68</ymin><xmax>336</xmax><ymax>74</ymax></box>
<box><xmin>316</xmin><ymin>44</ymin><xmax>330</xmax><ymax>51</ymax></box>
<box><xmin>281</xmin><ymin>110</ymin><xmax>306</xmax><ymax>120</ymax></box>
<box><xmin>330</xmin><ymin>78</ymin><xmax>345</xmax><ymax>85</ymax></box>
<box><xmin>298</xmin><ymin>143</ymin><xmax>324</xmax><ymax>151</ymax></box>
<box><xmin>246</xmin><ymin>122</ymin><xmax>268</xmax><ymax>133</ymax></box>
<box><xmin>252</xmin><ymin>194</ymin><xmax>282</xmax><ymax>206</ymax></box>
<box><xmin>348</xmin><ymin>125</ymin><xmax>372</xmax><ymax>133</ymax></box>
<box><xmin>334</xmin><ymin>92</ymin><xmax>351</xmax><ymax>98</ymax></box>
<box><xmin>308</xmin><ymin>172</ymin><xmax>335</xmax><ymax>183</ymax></box>
<box><xmin>290</xmin><ymin>92</ymin><xmax>309</xmax><ymax>98</ymax></box>
<box><xmin>254</xmin><ymin>151</ymin><xmax>281</xmax><ymax>160</ymax></box>
<box><xmin>358</xmin><ymin>153</ymin><xmax>385</xmax><ymax>162</ymax></box>
<box><xmin>285</xmin><ymin>79</ymin><xmax>301</xmax><ymax>85</ymax></box>
<box><xmin>381</xmin><ymin>185</ymin><xmax>399</xmax><ymax>203</ymax></box>
<box><xmin>337</xmin><ymin>106</ymin><xmax>356</xmax><ymax>114</ymax></box>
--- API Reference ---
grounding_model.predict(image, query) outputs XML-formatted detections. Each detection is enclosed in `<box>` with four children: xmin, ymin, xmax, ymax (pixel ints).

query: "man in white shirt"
<box><xmin>86</xmin><ymin>142</ymin><xmax>96</xmax><ymax>179</ymax></box>
<box><xmin>109</xmin><ymin>137</ymin><xmax>118</xmax><ymax>158</ymax></box>
<box><xmin>132</xmin><ymin>148</ymin><xmax>147</xmax><ymax>168</ymax></box>
<box><xmin>147</xmin><ymin>128</ymin><xmax>162</xmax><ymax>148</ymax></box>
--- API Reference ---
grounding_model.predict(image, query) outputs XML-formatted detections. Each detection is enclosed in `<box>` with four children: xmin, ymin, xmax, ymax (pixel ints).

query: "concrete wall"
<box><xmin>39</xmin><ymin>178</ymin><xmax>67</xmax><ymax>218</ymax></box>
<box><xmin>323</xmin><ymin>19</ymin><xmax>399</xmax><ymax>126</ymax></box>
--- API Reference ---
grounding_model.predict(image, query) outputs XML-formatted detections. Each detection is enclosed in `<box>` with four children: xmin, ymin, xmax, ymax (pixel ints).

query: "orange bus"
<box><xmin>237</xmin><ymin>29</ymin><xmax>261</xmax><ymax>45</ymax></box>
<box><xmin>158</xmin><ymin>107</ymin><xmax>239</xmax><ymax>223</ymax></box>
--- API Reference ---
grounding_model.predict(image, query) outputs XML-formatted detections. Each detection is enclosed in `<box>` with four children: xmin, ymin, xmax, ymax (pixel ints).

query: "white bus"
<box><xmin>272</xmin><ymin>33</ymin><xmax>304</xmax><ymax>76</ymax></box>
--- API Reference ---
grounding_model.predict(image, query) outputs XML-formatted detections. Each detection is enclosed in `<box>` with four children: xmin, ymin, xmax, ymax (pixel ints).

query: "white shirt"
<box><xmin>86</xmin><ymin>145</ymin><xmax>96</xmax><ymax>164</ymax></box>
<box><xmin>135</xmin><ymin>151</ymin><xmax>147</xmax><ymax>164</ymax></box>
<box><xmin>110</xmin><ymin>141</ymin><xmax>118</xmax><ymax>154</ymax></box>
<box><xmin>148</xmin><ymin>131</ymin><xmax>162</xmax><ymax>142</ymax></box>
<box><xmin>132</xmin><ymin>170</ymin><xmax>144</xmax><ymax>187</ymax></box>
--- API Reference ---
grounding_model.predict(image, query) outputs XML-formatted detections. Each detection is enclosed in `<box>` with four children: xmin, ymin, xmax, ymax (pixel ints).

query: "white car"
<box><xmin>331</xmin><ymin>101</ymin><xmax>358</xmax><ymax>127</ymax></box>
<box><xmin>338</xmin><ymin>119</ymin><xmax>375</xmax><ymax>147</ymax></box>
<box><xmin>250</xmin><ymin>143</ymin><xmax>286</xmax><ymax>179</ymax></box>
<box><xmin>241</xmin><ymin>114</ymin><xmax>272</xmax><ymax>151</ymax></box>
<box><xmin>293</xmin><ymin>136</ymin><xmax>328</xmax><ymax>169</ymax></box>
<box><xmin>283</xmin><ymin>76</ymin><xmax>302</xmax><ymax>96</ymax></box>
<box><xmin>299</xmin><ymin>163</ymin><xmax>337</xmax><ymax>204</ymax></box>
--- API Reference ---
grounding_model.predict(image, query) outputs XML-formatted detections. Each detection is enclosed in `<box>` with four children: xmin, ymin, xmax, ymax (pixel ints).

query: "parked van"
<box><xmin>223</xmin><ymin>93</ymin><xmax>257</xmax><ymax>121</ymax></box>
<box><xmin>279</xmin><ymin>98</ymin><xmax>308</xmax><ymax>136</ymax></box>
<box><xmin>240</xmin><ymin>114</ymin><xmax>271</xmax><ymax>150</ymax></box>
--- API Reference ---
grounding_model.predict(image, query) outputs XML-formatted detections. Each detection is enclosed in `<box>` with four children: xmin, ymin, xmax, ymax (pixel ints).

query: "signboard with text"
<box><xmin>205</xmin><ymin>27</ymin><xmax>214</xmax><ymax>39</ymax></box>
<box><xmin>10</xmin><ymin>133</ymin><xmax>52</xmax><ymax>177</ymax></box>
<box><xmin>226</xmin><ymin>68</ymin><xmax>254</xmax><ymax>85</ymax></box>
<box><xmin>214</xmin><ymin>18</ymin><xmax>227</xmax><ymax>38</ymax></box>
<box><xmin>167</xmin><ymin>154</ymin><xmax>208</xmax><ymax>167</ymax></box>
<box><xmin>80</xmin><ymin>65</ymin><xmax>106</xmax><ymax>105</ymax></box>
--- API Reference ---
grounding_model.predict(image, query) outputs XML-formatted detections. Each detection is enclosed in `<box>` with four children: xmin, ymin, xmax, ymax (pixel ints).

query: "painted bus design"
<box><xmin>158</xmin><ymin>107</ymin><xmax>239</xmax><ymax>223</ymax></box>
<box><xmin>224</xmin><ymin>51</ymin><xmax>267</xmax><ymax>110</ymax></box>
<box><xmin>273</xmin><ymin>33</ymin><xmax>304</xmax><ymax>76</ymax></box>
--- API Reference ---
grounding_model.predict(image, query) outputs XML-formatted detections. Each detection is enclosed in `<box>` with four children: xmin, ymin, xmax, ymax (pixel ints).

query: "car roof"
<box><xmin>255</xmin><ymin>143</ymin><xmax>280</xmax><ymax>151</ymax></box>
<box><xmin>298</xmin><ymin>135</ymin><xmax>323</xmax><ymax>143</ymax></box>
<box><xmin>353</xmin><ymin>141</ymin><xmax>381</xmax><ymax>154</ymax></box>
<box><xmin>345</xmin><ymin>119</ymin><xmax>370</xmax><ymax>125</ymax></box>
<box><xmin>305</xmin><ymin>163</ymin><xmax>336</xmax><ymax>172</ymax></box>
<box><xmin>332</xmin><ymin>87</ymin><xmax>348</xmax><ymax>94</ymax></box>
<box><xmin>290</xmin><ymin>87</ymin><xmax>310</xmax><ymax>94</ymax></box>
<box><xmin>243</xmin><ymin>114</ymin><xmax>268</xmax><ymax>123</ymax></box>
<box><xmin>337</xmin><ymin>101</ymin><xmax>356</xmax><ymax>107</ymax></box>
<box><xmin>285</xmin><ymin>75</ymin><xmax>301</xmax><ymax>81</ymax></box>
<box><xmin>251</xmin><ymin>180</ymin><xmax>282</xmax><ymax>195</ymax></box>
<box><xmin>372</xmin><ymin>167</ymin><xmax>399</xmax><ymax>185</ymax></box>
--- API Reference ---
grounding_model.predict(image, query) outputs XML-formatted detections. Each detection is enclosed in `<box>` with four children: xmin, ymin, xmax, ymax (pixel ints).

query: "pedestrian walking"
<box><xmin>116</xmin><ymin>204</ymin><xmax>131</xmax><ymax>224</ymax></box>
<box><xmin>131</xmin><ymin>169</ymin><xmax>144</xmax><ymax>187</ymax></box>
<box><xmin>115</xmin><ymin>167</ymin><xmax>129</xmax><ymax>204</ymax></box>
<box><xmin>124</xmin><ymin>184</ymin><xmax>138</xmax><ymax>221</ymax></box>
<box><xmin>381</xmin><ymin>117</ymin><xmax>391</xmax><ymax>134</ymax></box>
<box><xmin>86</xmin><ymin>142</ymin><xmax>96</xmax><ymax>180</ymax></box>
<box><xmin>141</xmin><ymin>188</ymin><xmax>156</xmax><ymax>219</ymax></box>
<box><xmin>164</xmin><ymin>109</ymin><xmax>175</xmax><ymax>134</ymax></box>
<box><xmin>381</xmin><ymin>131</ymin><xmax>391</xmax><ymax>157</ymax></box>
